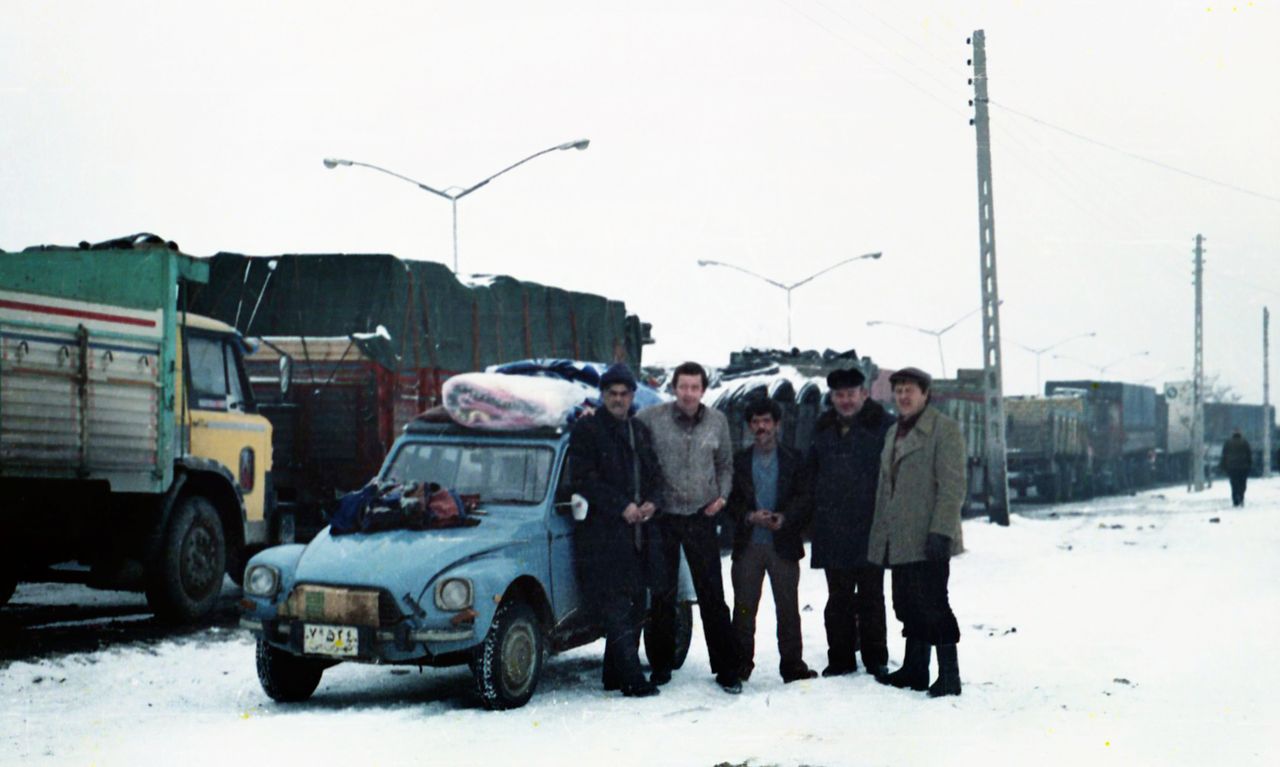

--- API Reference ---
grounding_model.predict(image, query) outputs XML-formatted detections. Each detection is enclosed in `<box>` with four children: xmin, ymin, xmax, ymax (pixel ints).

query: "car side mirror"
<box><xmin>554</xmin><ymin>494</ymin><xmax>588</xmax><ymax>521</ymax></box>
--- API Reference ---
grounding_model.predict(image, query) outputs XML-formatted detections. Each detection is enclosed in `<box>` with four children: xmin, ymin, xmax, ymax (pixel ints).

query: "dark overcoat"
<box><xmin>806</xmin><ymin>399</ymin><xmax>895</xmax><ymax>569</ymax></box>
<box><xmin>1220</xmin><ymin>434</ymin><xmax>1253</xmax><ymax>475</ymax></box>
<box><xmin>568</xmin><ymin>409</ymin><xmax>666</xmax><ymax>599</ymax></box>
<box><xmin>725</xmin><ymin>443</ymin><xmax>810</xmax><ymax>561</ymax></box>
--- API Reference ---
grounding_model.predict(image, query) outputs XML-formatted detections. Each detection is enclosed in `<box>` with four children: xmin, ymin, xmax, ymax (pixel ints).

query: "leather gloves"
<box><xmin>925</xmin><ymin>533</ymin><xmax>952</xmax><ymax>562</ymax></box>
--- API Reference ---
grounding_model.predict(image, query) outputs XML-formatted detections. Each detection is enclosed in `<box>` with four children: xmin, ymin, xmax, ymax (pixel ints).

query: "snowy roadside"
<box><xmin>3</xmin><ymin>479</ymin><xmax>1278</xmax><ymax>767</ymax></box>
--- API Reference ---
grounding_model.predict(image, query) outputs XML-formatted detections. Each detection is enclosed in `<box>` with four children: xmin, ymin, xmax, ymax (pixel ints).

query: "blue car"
<box><xmin>240</xmin><ymin>417</ymin><xmax>693</xmax><ymax>710</ymax></box>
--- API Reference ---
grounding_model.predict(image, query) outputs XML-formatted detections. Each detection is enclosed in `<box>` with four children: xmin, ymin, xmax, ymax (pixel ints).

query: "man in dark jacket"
<box><xmin>806</xmin><ymin>366</ymin><xmax>895</xmax><ymax>678</ymax></box>
<box><xmin>726</xmin><ymin>398</ymin><xmax>816</xmax><ymax>683</ymax></box>
<box><xmin>569</xmin><ymin>363</ymin><xmax>665</xmax><ymax>697</ymax></box>
<box><xmin>1220</xmin><ymin>429</ymin><xmax>1253</xmax><ymax>507</ymax></box>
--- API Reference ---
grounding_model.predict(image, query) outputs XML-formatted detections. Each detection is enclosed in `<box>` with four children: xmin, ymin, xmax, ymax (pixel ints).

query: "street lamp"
<box><xmin>1012</xmin><ymin>331</ymin><xmax>1096</xmax><ymax>394</ymax></box>
<box><xmin>696</xmin><ymin>252</ymin><xmax>882</xmax><ymax>348</ymax></box>
<box><xmin>1052</xmin><ymin>349</ymin><xmax>1150</xmax><ymax>376</ymax></box>
<box><xmin>866</xmin><ymin>304</ymin><xmax>996</xmax><ymax>378</ymax></box>
<box><xmin>323</xmin><ymin>139</ymin><xmax>590</xmax><ymax>274</ymax></box>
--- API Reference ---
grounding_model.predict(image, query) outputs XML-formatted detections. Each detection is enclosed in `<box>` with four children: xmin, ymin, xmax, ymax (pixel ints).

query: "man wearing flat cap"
<box><xmin>805</xmin><ymin>365</ymin><xmax>895</xmax><ymax>678</ymax></box>
<box><xmin>869</xmin><ymin>366</ymin><xmax>966</xmax><ymax>697</ymax></box>
<box><xmin>569</xmin><ymin>363</ymin><xmax>665</xmax><ymax>697</ymax></box>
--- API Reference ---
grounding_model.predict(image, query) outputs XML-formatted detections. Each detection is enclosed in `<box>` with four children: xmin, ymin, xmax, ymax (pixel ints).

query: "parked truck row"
<box><xmin>1</xmin><ymin>238</ymin><xmax>650</xmax><ymax>619</ymax></box>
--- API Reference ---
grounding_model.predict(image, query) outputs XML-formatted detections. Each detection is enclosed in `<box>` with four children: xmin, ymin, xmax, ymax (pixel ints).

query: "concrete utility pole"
<box><xmin>1264</xmin><ymin>307</ymin><xmax>1272</xmax><ymax>478</ymax></box>
<box><xmin>969</xmin><ymin>30</ymin><xmax>1010</xmax><ymax>526</ymax></box>
<box><xmin>1191</xmin><ymin>234</ymin><xmax>1206</xmax><ymax>491</ymax></box>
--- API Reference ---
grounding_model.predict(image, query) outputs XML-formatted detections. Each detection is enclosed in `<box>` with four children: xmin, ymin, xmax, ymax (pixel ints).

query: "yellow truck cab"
<box><xmin>179</xmin><ymin>313</ymin><xmax>273</xmax><ymax>540</ymax></box>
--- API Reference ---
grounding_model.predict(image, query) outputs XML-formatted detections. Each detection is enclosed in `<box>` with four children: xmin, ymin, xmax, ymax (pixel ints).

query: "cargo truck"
<box><xmin>1045</xmin><ymin>380</ymin><xmax>1158</xmax><ymax>495</ymax></box>
<box><xmin>0</xmin><ymin>237</ymin><xmax>285</xmax><ymax>620</ymax></box>
<box><xmin>1004</xmin><ymin>394</ymin><xmax>1089</xmax><ymax>501</ymax></box>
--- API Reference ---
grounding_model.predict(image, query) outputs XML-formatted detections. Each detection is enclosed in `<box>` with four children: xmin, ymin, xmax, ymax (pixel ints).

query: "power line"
<box><xmin>772</xmin><ymin>0</ymin><xmax>966</xmax><ymax>119</ymax></box>
<box><xmin>989</xmin><ymin>100</ymin><xmax>1280</xmax><ymax>205</ymax></box>
<box><xmin>812</xmin><ymin>0</ymin><xmax>965</xmax><ymax>97</ymax></box>
<box><xmin>842</xmin><ymin>0</ymin><xmax>970</xmax><ymax>78</ymax></box>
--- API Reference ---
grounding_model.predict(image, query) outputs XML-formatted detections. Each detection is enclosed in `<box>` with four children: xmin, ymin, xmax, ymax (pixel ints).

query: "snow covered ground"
<box><xmin>4</xmin><ymin>479</ymin><xmax>1278</xmax><ymax>766</ymax></box>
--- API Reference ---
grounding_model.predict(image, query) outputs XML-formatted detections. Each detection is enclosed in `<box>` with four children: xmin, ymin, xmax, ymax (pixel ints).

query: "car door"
<box><xmin>546</xmin><ymin>451</ymin><xmax>584</xmax><ymax>626</ymax></box>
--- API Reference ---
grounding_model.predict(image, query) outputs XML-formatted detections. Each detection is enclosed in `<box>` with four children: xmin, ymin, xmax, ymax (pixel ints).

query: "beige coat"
<box><xmin>867</xmin><ymin>405</ymin><xmax>966</xmax><ymax>566</ymax></box>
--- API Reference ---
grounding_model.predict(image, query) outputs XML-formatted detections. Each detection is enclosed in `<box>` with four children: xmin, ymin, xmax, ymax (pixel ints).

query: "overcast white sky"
<box><xmin>2</xmin><ymin>0</ymin><xmax>1277</xmax><ymax>397</ymax></box>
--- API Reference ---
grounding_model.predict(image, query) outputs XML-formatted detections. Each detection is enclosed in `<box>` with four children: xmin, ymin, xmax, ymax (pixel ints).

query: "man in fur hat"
<box><xmin>805</xmin><ymin>366</ymin><xmax>895</xmax><ymax>678</ymax></box>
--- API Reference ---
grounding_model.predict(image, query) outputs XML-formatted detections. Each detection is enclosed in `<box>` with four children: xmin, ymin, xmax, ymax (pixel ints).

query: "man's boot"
<box><xmin>877</xmin><ymin>638</ymin><xmax>929</xmax><ymax>691</ymax></box>
<box><xmin>928</xmin><ymin>643</ymin><xmax>961</xmax><ymax>697</ymax></box>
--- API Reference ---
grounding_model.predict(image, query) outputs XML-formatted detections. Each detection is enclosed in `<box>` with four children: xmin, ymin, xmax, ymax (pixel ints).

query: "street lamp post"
<box><xmin>865</xmin><ymin>304</ymin><xmax>995</xmax><ymax>378</ymax></box>
<box><xmin>1012</xmin><ymin>331</ymin><xmax>1096</xmax><ymax>394</ymax></box>
<box><xmin>696</xmin><ymin>252</ymin><xmax>882</xmax><ymax>348</ymax></box>
<box><xmin>323</xmin><ymin>139</ymin><xmax>590</xmax><ymax>274</ymax></box>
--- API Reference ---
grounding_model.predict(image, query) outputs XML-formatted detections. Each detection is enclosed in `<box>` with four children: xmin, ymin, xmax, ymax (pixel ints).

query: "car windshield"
<box><xmin>384</xmin><ymin>442</ymin><xmax>555</xmax><ymax>505</ymax></box>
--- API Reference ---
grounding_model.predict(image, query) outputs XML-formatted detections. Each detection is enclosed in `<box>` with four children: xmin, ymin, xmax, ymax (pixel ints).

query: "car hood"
<box><xmin>292</xmin><ymin>512</ymin><xmax>540</xmax><ymax>604</ymax></box>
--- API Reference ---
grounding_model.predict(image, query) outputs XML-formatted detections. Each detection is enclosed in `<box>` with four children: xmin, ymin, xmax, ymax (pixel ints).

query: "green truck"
<box><xmin>1</xmin><ymin>236</ymin><xmax>281</xmax><ymax>621</ymax></box>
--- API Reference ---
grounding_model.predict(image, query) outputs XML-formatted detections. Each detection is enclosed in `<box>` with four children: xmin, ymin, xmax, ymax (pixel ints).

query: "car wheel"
<box><xmin>145</xmin><ymin>495</ymin><xmax>227</xmax><ymax>623</ymax></box>
<box><xmin>643</xmin><ymin>600</ymin><xmax>694</xmax><ymax>671</ymax></box>
<box><xmin>472</xmin><ymin>600</ymin><xmax>543</xmax><ymax>710</ymax></box>
<box><xmin>256</xmin><ymin>639</ymin><xmax>325</xmax><ymax>702</ymax></box>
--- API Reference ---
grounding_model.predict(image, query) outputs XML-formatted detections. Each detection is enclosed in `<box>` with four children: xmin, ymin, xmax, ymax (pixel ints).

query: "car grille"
<box><xmin>282</xmin><ymin>584</ymin><xmax>405</xmax><ymax>628</ymax></box>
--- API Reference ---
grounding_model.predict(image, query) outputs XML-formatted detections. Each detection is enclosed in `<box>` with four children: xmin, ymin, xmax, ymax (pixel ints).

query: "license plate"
<box><xmin>303</xmin><ymin>623</ymin><xmax>359</xmax><ymax>657</ymax></box>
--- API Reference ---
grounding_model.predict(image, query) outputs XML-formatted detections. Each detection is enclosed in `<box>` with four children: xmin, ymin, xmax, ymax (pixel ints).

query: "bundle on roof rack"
<box><xmin>442</xmin><ymin>372</ymin><xmax>595</xmax><ymax>430</ymax></box>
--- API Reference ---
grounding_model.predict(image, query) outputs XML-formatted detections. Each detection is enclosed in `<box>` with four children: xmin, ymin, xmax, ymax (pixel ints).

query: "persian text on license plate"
<box><xmin>303</xmin><ymin>623</ymin><xmax>359</xmax><ymax>657</ymax></box>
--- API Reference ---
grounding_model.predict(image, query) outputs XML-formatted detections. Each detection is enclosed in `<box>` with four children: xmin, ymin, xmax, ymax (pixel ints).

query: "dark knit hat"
<box><xmin>826</xmin><ymin>367</ymin><xmax>865</xmax><ymax>390</ymax></box>
<box><xmin>599</xmin><ymin>363</ymin><xmax>638</xmax><ymax>392</ymax></box>
<box><xmin>888</xmin><ymin>366</ymin><xmax>932</xmax><ymax>391</ymax></box>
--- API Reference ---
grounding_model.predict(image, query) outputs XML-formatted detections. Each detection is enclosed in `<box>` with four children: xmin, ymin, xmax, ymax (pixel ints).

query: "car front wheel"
<box><xmin>256</xmin><ymin>639</ymin><xmax>325</xmax><ymax>702</ymax></box>
<box><xmin>472</xmin><ymin>600</ymin><xmax>544</xmax><ymax>710</ymax></box>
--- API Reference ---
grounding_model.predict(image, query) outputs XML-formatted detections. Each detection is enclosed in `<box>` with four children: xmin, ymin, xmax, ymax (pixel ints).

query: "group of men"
<box><xmin>568</xmin><ymin>359</ymin><xmax>967</xmax><ymax>700</ymax></box>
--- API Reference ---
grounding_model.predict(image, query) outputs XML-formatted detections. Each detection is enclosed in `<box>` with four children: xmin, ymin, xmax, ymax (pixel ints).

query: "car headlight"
<box><xmin>245</xmin><ymin>565</ymin><xmax>280</xmax><ymax>597</ymax></box>
<box><xmin>435</xmin><ymin>578</ymin><xmax>473</xmax><ymax>611</ymax></box>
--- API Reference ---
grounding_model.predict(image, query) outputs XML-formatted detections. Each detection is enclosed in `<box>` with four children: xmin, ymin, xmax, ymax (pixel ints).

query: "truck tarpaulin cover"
<box><xmin>184</xmin><ymin>253</ymin><xmax>646</xmax><ymax>375</ymax></box>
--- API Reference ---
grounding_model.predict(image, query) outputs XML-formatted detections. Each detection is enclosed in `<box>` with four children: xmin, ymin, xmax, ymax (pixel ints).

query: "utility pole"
<box><xmin>969</xmin><ymin>30</ymin><xmax>1009</xmax><ymax>526</ymax></box>
<box><xmin>1264</xmin><ymin>307</ymin><xmax>1272</xmax><ymax>478</ymax></box>
<box><xmin>1191</xmin><ymin>234</ymin><xmax>1206</xmax><ymax>491</ymax></box>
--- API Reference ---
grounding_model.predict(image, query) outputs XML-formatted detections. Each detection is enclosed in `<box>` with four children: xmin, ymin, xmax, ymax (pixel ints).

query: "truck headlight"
<box><xmin>435</xmin><ymin>578</ymin><xmax>473</xmax><ymax>611</ymax></box>
<box><xmin>245</xmin><ymin>565</ymin><xmax>280</xmax><ymax>597</ymax></box>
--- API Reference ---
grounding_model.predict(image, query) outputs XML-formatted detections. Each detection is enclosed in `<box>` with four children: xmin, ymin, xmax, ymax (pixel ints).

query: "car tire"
<box><xmin>472</xmin><ymin>599</ymin><xmax>543</xmax><ymax>710</ymax></box>
<box><xmin>644</xmin><ymin>601</ymin><xmax>693</xmax><ymax>671</ymax></box>
<box><xmin>256</xmin><ymin>639</ymin><xmax>325</xmax><ymax>702</ymax></box>
<box><xmin>145</xmin><ymin>495</ymin><xmax>227</xmax><ymax>623</ymax></box>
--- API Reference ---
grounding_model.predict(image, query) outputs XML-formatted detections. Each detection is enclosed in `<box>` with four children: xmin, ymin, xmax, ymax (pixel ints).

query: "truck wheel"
<box><xmin>643</xmin><ymin>601</ymin><xmax>693</xmax><ymax>671</ymax></box>
<box><xmin>146</xmin><ymin>495</ymin><xmax>227</xmax><ymax>623</ymax></box>
<box><xmin>472</xmin><ymin>600</ymin><xmax>544</xmax><ymax>710</ymax></box>
<box><xmin>256</xmin><ymin>639</ymin><xmax>325</xmax><ymax>702</ymax></box>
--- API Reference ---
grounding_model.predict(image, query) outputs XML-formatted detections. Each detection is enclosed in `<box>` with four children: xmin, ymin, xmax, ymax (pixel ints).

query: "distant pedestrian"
<box><xmin>726</xmin><ymin>398</ymin><xmax>817</xmax><ymax>684</ymax></box>
<box><xmin>568</xmin><ymin>364</ymin><xmax>665</xmax><ymax>697</ymax></box>
<box><xmin>638</xmin><ymin>361</ymin><xmax>743</xmax><ymax>694</ymax></box>
<box><xmin>807</xmin><ymin>366</ymin><xmax>895</xmax><ymax>678</ymax></box>
<box><xmin>1220</xmin><ymin>429</ymin><xmax>1253</xmax><ymax>507</ymax></box>
<box><xmin>868</xmin><ymin>366</ymin><xmax>966</xmax><ymax>697</ymax></box>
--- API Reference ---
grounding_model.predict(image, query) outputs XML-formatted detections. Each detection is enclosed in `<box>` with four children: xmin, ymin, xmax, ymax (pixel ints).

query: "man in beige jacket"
<box><xmin>867</xmin><ymin>366</ymin><xmax>965</xmax><ymax>697</ymax></box>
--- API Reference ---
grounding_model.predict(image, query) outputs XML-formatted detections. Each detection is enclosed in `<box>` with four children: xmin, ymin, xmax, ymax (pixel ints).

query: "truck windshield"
<box><xmin>384</xmin><ymin>443</ymin><xmax>555</xmax><ymax>505</ymax></box>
